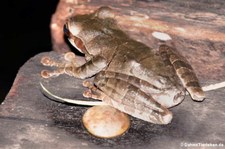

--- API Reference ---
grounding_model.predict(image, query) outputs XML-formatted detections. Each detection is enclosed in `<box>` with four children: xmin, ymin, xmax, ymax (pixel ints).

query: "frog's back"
<box><xmin>106</xmin><ymin>39</ymin><xmax>175</xmax><ymax>80</ymax></box>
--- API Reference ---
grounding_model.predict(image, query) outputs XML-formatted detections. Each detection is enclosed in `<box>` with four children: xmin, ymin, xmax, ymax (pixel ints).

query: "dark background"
<box><xmin>0</xmin><ymin>0</ymin><xmax>59</xmax><ymax>103</ymax></box>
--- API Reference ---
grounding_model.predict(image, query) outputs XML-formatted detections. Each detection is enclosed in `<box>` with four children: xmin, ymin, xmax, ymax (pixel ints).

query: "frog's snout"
<box><xmin>64</xmin><ymin>20</ymin><xmax>82</xmax><ymax>37</ymax></box>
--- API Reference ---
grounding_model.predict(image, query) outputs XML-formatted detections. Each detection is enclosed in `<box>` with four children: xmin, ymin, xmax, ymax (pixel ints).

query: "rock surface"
<box><xmin>0</xmin><ymin>52</ymin><xmax>224</xmax><ymax>149</ymax></box>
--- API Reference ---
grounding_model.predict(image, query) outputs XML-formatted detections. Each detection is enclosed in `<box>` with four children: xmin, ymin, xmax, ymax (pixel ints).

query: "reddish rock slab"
<box><xmin>50</xmin><ymin>0</ymin><xmax>225</xmax><ymax>80</ymax></box>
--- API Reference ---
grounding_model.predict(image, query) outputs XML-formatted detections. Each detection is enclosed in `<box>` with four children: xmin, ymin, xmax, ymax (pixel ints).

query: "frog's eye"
<box><xmin>64</xmin><ymin>21</ymin><xmax>87</xmax><ymax>54</ymax></box>
<box><xmin>68</xmin><ymin>36</ymin><xmax>87</xmax><ymax>54</ymax></box>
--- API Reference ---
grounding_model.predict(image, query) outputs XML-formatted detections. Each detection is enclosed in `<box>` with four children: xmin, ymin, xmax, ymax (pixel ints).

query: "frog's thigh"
<box><xmin>92</xmin><ymin>76</ymin><xmax>172</xmax><ymax>124</ymax></box>
<box><xmin>159</xmin><ymin>45</ymin><xmax>205</xmax><ymax>101</ymax></box>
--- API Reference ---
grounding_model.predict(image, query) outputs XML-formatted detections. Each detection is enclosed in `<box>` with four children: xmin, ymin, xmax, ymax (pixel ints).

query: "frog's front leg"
<box><xmin>83</xmin><ymin>73</ymin><xmax>173</xmax><ymax>125</ymax></box>
<box><xmin>41</xmin><ymin>52</ymin><xmax>107</xmax><ymax>79</ymax></box>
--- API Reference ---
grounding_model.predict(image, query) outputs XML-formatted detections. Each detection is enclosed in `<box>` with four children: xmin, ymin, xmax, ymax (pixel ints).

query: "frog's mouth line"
<box><xmin>64</xmin><ymin>24</ymin><xmax>89</xmax><ymax>55</ymax></box>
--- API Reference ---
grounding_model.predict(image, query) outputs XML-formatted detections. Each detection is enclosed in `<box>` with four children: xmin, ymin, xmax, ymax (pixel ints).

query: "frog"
<box><xmin>40</xmin><ymin>6</ymin><xmax>205</xmax><ymax>125</ymax></box>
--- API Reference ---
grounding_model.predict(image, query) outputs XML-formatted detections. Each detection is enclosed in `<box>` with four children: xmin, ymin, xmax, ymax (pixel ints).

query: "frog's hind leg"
<box><xmin>82</xmin><ymin>80</ymin><xmax>112</xmax><ymax>103</ymax></box>
<box><xmin>159</xmin><ymin>44</ymin><xmax>205</xmax><ymax>101</ymax></box>
<box><xmin>83</xmin><ymin>78</ymin><xmax>172</xmax><ymax>125</ymax></box>
<box><xmin>96</xmin><ymin>71</ymin><xmax>185</xmax><ymax>108</ymax></box>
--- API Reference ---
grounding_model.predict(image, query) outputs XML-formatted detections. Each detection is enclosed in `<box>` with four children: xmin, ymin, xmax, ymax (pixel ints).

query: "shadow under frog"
<box><xmin>40</xmin><ymin>6</ymin><xmax>205</xmax><ymax>125</ymax></box>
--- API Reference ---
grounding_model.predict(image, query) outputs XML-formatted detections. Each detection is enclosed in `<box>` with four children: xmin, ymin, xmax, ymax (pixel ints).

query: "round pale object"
<box><xmin>152</xmin><ymin>31</ymin><xmax>172</xmax><ymax>41</ymax></box>
<box><xmin>82</xmin><ymin>105</ymin><xmax>130</xmax><ymax>138</ymax></box>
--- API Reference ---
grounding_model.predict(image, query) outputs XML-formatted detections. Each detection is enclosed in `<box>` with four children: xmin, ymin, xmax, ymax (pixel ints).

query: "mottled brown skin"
<box><xmin>41</xmin><ymin>6</ymin><xmax>205</xmax><ymax>124</ymax></box>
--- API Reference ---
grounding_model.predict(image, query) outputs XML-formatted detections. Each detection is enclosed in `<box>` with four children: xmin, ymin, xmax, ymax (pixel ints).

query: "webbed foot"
<box><xmin>40</xmin><ymin>52</ymin><xmax>78</xmax><ymax>78</ymax></box>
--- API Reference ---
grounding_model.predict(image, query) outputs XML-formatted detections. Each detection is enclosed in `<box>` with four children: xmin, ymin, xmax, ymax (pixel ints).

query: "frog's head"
<box><xmin>64</xmin><ymin>6</ymin><xmax>116</xmax><ymax>56</ymax></box>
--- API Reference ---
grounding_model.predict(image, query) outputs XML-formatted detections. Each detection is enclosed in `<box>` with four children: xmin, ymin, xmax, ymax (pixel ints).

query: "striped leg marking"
<box><xmin>159</xmin><ymin>45</ymin><xmax>205</xmax><ymax>101</ymax></box>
